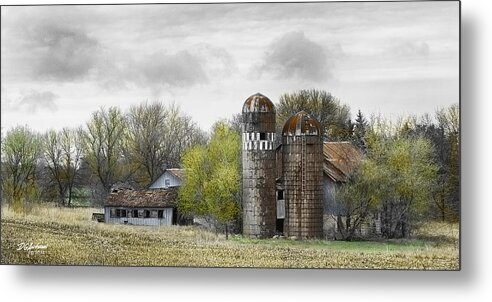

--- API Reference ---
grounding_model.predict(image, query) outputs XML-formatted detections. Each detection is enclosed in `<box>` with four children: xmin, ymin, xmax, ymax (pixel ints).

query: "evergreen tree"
<box><xmin>353</xmin><ymin>109</ymin><xmax>368</xmax><ymax>151</ymax></box>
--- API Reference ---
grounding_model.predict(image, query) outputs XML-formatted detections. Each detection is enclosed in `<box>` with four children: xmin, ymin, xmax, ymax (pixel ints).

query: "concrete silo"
<box><xmin>282</xmin><ymin>111</ymin><xmax>323</xmax><ymax>239</ymax></box>
<box><xmin>241</xmin><ymin>93</ymin><xmax>276</xmax><ymax>238</ymax></box>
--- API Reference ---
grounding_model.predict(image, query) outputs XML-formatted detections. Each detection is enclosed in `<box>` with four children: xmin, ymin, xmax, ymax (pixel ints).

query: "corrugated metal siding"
<box><xmin>149</xmin><ymin>171</ymin><xmax>181</xmax><ymax>189</ymax></box>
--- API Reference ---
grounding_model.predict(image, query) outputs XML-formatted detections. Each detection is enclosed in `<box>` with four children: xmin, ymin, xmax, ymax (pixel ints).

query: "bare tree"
<box><xmin>42</xmin><ymin>127</ymin><xmax>84</xmax><ymax>206</ymax></box>
<box><xmin>126</xmin><ymin>102</ymin><xmax>207</xmax><ymax>186</ymax></box>
<box><xmin>276</xmin><ymin>89</ymin><xmax>352</xmax><ymax>141</ymax></box>
<box><xmin>126</xmin><ymin>102</ymin><xmax>168</xmax><ymax>185</ymax></box>
<box><xmin>82</xmin><ymin>107</ymin><xmax>127</xmax><ymax>199</ymax></box>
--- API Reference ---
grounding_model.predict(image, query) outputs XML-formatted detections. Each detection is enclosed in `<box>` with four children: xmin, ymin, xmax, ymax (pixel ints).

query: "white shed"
<box><xmin>149</xmin><ymin>169</ymin><xmax>184</xmax><ymax>189</ymax></box>
<box><xmin>104</xmin><ymin>188</ymin><xmax>178</xmax><ymax>226</ymax></box>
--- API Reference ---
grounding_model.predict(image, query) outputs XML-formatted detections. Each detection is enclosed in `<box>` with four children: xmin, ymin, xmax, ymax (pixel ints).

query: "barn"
<box><xmin>321</xmin><ymin>141</ymin><xmax>364</xmax><ymax>238</ymax></box>
<box><xmin>104</xmin><ymin>187</ymin><xmax>178</xmax><ymax>226</ymax></box>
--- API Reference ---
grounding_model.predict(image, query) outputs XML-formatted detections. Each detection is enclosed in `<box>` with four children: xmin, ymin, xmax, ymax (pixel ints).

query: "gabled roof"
<box><xmin>166</xmin><ymin>168</ymin><xmax>184</xmax><ymax>180</ymax></box>
<box><xmin>323</xmin><ymin>142</ymin><xmax>363</xmax><ymax>183</ymax></box>
<box><xmin>105</xmin><ymin>188</ymin><xmax>177</xmax><ymax>208</ymax></box>
<box><xmin>149</xmin><ymin>168</ymin><xmax>185</xmax><ymax>189</ymax></box>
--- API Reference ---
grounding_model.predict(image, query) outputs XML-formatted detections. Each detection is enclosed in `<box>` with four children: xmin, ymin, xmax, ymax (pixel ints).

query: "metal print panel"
<box><xmin>0</xmin><ymin>1</ymin><xmax>460</xmax><ymax>270</ymax></box>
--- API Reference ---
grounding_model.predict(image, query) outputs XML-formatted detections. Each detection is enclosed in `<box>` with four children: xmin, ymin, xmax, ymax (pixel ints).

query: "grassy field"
<box><xmin>1</xmin><ymin>205</ymin><xmax>459</xmax><ymax>269</ymax></box>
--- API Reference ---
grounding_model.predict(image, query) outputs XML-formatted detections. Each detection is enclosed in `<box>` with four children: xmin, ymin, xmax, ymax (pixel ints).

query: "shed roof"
<box><xmin>105</xmin><ymin>188</ymin><xmax>177</xmax><ymax>208</ymax></box>
<box><xmin>166</xmin><ymin>168</ymin><xmax>184</xmax><ymax>180</ymax></box>
<box><xmin>323</xmin><ymin>142</ymin><xmax>363</xmax><ymax>182</ymax></box>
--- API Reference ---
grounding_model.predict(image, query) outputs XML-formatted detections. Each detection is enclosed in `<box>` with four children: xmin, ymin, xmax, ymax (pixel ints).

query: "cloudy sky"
<box><xmin>1</xmin><ymin>1</ymin><xmax>459</xmax><ymax>133</ymax></box>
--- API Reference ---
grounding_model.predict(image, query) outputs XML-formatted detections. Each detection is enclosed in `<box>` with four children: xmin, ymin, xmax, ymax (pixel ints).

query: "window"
<box><xmin>144</xmin><ymin>210</ymin><xmax>150</xmax><ymax>218</ymax></box>
<box><xmin>277</xmin><ymin>190</ymin><xmax>284</xmax><ymax>200</ymax></box>
<box><xmin>115</xmin><ymin>209</ymin><xmax>127</xmax><ymax>218</ymax></box>
<box><xmin>133</xmin><ymin>209</ymin><xmax>138</xmax><ymax>218</ymax></box>
<box><xmin>260</xmin><ymin>132</ymin><xmax>266</xmax><ymax>140</ymax></box>
<box><xmin>165</xmin><ymin>178</ymin><xmax>170</xmax><ymax>186</ymax></box>
<box><xmin>158</xmin><ymin>210</ymin><xmax>164</xmax><ymax>218</ymax></box>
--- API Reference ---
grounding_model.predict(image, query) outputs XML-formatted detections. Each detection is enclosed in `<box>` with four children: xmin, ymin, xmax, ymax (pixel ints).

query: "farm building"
<box><xmin>322</xmin><ymin>142</ymin><xmax>371</xmax><ymax>238</ymax></box>
<box><xmin>241</xmin><ymin>93</ymin><xmax>325</xmax><ymax>239</ymax></box>
<box><xmin>241</xmin><ymin>92</ymin><xmax>277</xmax><ymax>238</ymax></box>
<box><xmin>241</xmin><ymin>92</ymin><xmax>367</xmax><ymax>239</ymax></box>
<box><xmin>281</xmin><ymin>111</ymin><xmax>324</xmax><ymax>239</ymax></box>
<box><xmin>104</xmin><ymin>187</ymin><xmax>178</xmax><ymax>226</ymax></box>
<box><xmin>149</xmin><ymin>168</ymin><xmax>184</xmax><ymax>189</ymax></box>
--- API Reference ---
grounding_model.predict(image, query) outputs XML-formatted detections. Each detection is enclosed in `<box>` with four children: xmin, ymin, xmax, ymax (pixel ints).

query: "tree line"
<box><xmin>1</xmin><ymin>102</ymin><xmax>206</xmax><ymax>210</ymax></box>
<box><xmin>1</xmin><ymin>89</ymin><xmax>459</xmax><ymax>241</ymax></box>
<box><xmin>335</xmin><ymin>105</ymin><xmax>459</xmax><ymax>239</ymax></box>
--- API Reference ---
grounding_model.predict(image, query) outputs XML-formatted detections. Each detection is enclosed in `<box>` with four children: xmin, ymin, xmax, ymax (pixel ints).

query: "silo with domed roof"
<box><xmin>282</xmin><ymin>111</ymin><xmax>323</xmax><ymax>239</ymax></box>
<box><xmin>241</xmin><ymin>93</ymin><xmax>276</xmax><ymax>238</ymax></box>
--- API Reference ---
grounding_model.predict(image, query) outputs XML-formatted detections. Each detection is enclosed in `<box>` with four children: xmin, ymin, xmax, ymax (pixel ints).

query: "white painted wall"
<box><xmin>104</xmin><ymin>207</ymin><xmax>173</xmax><ymax>226</ymax></box>
<box><xmin>149</xmin><ymin>171</ymin><xmax>182</xmax><ymax>189</ymax></box>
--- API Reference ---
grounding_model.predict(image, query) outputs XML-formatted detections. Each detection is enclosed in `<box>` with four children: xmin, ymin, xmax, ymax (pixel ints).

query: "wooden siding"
<box><xmin>104</xmin><ymin>207</ymin><xmax>173</xmax><ymax>226</ymax></box>
<box><xmin>149</xmin><ymin>171</ymin><xmax>181</xmax><ymax>189</ymax></box>
<box><xmin>276</xmin><ymin>199</ymin><xmax>285</xmax><ymax>219</ymax></box>
<box><xmin>322</xmin><ymin>175</ymin><xmax>347</xmax><ymax>216</ymax></box>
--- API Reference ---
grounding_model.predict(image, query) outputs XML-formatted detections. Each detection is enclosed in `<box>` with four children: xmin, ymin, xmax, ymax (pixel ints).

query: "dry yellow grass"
<box><xmin>1</xmin><ymin>205</ymin><xmax>459</xmax><ymax>269</ymax></box>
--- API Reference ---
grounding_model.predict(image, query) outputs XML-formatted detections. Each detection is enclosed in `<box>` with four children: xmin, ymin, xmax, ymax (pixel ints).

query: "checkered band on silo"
<box><xmin>241</xmin><ymin>93</ymin><xmax>277</xmax><ymax>238</ymax></box>
<box><xmin>282</xmin><ymin>111</ymin><xmax>324</xmax><ymax>239</ymax></box>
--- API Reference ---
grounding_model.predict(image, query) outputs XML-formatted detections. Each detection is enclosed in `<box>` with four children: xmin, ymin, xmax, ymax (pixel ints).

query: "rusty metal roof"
<box><xmin>166</xmin><ymin>168</ymin><xmax>184</xmax><ymax>180</ymax></box>
<box><xmin>242</xmin><ymin>93</ymin><xmax>275</xmax><ymax>113</ymax></box>
<box><xmin>323</xmin><ymin>141</ymin><xmax>363</xmax><ymax>182</ymax></box>
<box><xmin>282</xmin><ymin>111</ymin><xmax>321</xmax><ymax>136</ymax></box>
<box><xmin>105</xmin><ymin>188</ymin><xmax>177</xmax><ymax>208</ymax></box>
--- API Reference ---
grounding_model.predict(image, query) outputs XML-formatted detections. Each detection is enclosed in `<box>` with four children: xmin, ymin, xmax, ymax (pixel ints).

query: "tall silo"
<box><xmin>242</xmin><ymin>93</ymin><xmax>276</xmax><ymax>238</ymax></box>
<box><xmin>282</xmin><ymin>111</ymin><xmax>323</xmax><ymax>239</ymax></box>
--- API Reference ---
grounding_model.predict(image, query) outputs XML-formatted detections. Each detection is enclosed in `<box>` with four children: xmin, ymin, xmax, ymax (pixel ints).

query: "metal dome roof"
<box><xmin>242</xmin><ymin>93</ymin><xmax>275</xmax><ymax>113</ymax></box>
<box><xmin>282</xmin><ymin>111</ymin><xmax>322</xmax><ymax>136</ymax></box>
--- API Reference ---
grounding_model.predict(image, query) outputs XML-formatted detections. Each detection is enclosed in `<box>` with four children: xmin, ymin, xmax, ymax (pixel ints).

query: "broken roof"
<box><xmin>323</xmin><ymin>142</ymin><xmax>363</xmax><ymax>182</ymax></box>
<box><xmin>166</xmin><ymin>168</ymin><xmax>184</xmax><ymax>180</ymax></box>
<box><xmin>105</xmin><ymin>188</ymin><xmax>178</xmax><ymax>208</ymax></box>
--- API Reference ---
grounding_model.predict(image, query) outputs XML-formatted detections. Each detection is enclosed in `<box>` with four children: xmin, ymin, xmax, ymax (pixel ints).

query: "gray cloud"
<box><xmin>135</xmin><ymin>50</ymin><xmax>208</xmax><ymax>91</ymax></box>
<box><xmin>192</xmin><ymin>44</ymin><xmax>238</xmax><ymax>78</ymax></box>
<box><xmin>259</xmin><ymin>31</ymin><xmax>331</xmax><ymax>82</ymax></box>
<box><xmin>18</xmin><ymin>90</ymin><xmax>58</xmax><ymax>113</ymax></box>
<box><xmin>29</xmin><ymin>24</ymin><xmax>101</xmax><ymax>81</ymax></box>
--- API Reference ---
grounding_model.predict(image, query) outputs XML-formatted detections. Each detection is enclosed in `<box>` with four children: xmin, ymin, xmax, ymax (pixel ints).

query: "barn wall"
<box><xmin>149</xmin><ymin>171</ymin><xmax>181</xmax><ymax>189</ymax></box>
<box><xmin>322</xmin><ymin>176</ymin><xmax>347</xmax><ymax>215</ymax></box>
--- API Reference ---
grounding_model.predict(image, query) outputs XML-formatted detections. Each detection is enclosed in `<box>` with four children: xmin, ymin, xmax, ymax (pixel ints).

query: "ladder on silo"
<box><xmin>301</xmin><ymin>136</ymin><xmax>306</xmax><ymax>192</ymax></box>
